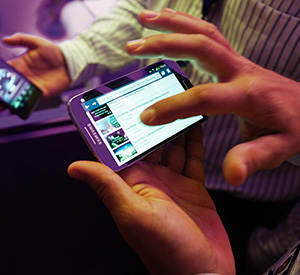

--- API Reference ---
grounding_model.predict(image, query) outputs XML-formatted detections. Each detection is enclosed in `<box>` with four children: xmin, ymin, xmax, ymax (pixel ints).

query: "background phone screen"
<box><xmin>0</xmin><ymin>61</ymin><xmax>42</xmax><ymax>119</ymax></box>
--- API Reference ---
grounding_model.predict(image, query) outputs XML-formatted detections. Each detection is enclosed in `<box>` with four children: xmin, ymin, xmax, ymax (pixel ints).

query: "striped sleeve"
<box><xmin>59</xmin><ymin>0</ymin><xmax>146</xmax><ymax>88</ymax></box>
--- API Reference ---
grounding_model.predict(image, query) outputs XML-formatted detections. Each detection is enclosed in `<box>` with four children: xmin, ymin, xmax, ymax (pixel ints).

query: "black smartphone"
<box><xmin>0</xmin><ymin>58</ymin><xmax>43</xmax><ymax>119</ymax></box>
<box><xmin>68</xmin><ymin>60</ymin><xmax>207</xmax><ymax>171</ymax></box>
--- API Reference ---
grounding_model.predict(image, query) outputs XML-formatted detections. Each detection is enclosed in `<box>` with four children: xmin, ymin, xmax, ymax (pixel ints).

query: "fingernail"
<box><xmin>126</xmin><ymin>39</ymin><xmax>145</xmax><ymax>51</ymax></box>
<box><xmin>142</xmin><ymin>10</ymin><xmax>160</xmax><ymax>19</ymax></box>
<box><xmin>140</xmin><ymin>108</ymin><xmax>156</xmax><ymax>124</ymax></box>
<box><xmin>163</xmin><ymin>8</ymin><xmax>177</xmax><ymax>13</ymax></box>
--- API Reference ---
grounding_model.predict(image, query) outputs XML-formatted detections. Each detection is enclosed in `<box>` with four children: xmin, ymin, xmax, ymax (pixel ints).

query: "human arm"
<box><xmin>126</xmin><ymin>9</ymin><xmax>300</xmax><ymax>186</ymax></box>
<box><xmin>68</xmin><ymin>125</ymin><xmax>235</xmax><ymax>275</ymax></box>
<box><xmin>58</xmin><ymin>0</ymin><xmax>147</xmax><ymax>88</ymax></box>
<box><xmin>2</xmin><ymin>0</ymin><xmax>147</xmax><ymax>98</ymax></box>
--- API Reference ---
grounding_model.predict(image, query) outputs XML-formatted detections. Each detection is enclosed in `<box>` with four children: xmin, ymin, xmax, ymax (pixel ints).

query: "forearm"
<box><xmin>59</xmin><ymin>0</ymin><xmax>146</xmax><ymax>88</ymax></box>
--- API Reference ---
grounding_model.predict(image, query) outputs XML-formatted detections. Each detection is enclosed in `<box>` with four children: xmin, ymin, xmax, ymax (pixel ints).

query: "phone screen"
<box><xmin>0</xmin><ymin>58</ymin><xmax>43</xmax><ymax>119</ymax></box>
<box><xmin>68</xmin><ymin>60</ymin><xmax>207</xmax><ymax>170</ymax></box>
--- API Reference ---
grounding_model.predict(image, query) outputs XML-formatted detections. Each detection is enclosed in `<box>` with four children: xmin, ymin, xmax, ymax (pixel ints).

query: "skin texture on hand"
<box><xmin>68</xmin><ymin>126</ymin><xmax>235</xmax><ymax>275</ymax></box>
<box><xmin>126</xmin><ymin>9</ymin><xmax>300</xmax><ymax>186</ymax></box>
<box><xmin>3</xmin><ymin>33</ymin><xmax>71</xmax><ymax>97</ymax></box>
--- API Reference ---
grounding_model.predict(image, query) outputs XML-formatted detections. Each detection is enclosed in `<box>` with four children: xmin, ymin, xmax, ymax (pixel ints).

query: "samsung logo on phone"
<box><xmin>85</xmin><ymin>123</ymin><xmax>102</xmax><ymax>145</ymax></box>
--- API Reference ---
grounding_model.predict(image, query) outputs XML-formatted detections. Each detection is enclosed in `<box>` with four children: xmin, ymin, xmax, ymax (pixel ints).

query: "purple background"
<box><xmin>0</xmin><ymin>1</ymin><xmax>145</xmax><ymax>274</ymax></box>
<box><xmin>0</xmin><ymin>0</ymin><xmax>46</xmax><ymax>60</ymax></box>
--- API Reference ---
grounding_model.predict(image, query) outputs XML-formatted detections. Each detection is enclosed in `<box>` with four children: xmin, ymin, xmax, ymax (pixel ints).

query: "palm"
<box><xmin>118</xmin><ymin>161</ymin><xmax>215</xmax><ymax>229</ymax></box>
<box><xmin>69</xmin><ymin>126</ymin><xmax>235</xmax><ymax>275</ymax></box>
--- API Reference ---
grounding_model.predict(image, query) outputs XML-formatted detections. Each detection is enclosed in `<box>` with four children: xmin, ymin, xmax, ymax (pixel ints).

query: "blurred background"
<box><xmin>0</xmin><ymin>1</ymin><xmax>146</xmax><ymax>274</ymax></box>
<box><xmin>0</xmin><ymin>0</ymin><xmax>117</xmax><ymax>59</ymax></box>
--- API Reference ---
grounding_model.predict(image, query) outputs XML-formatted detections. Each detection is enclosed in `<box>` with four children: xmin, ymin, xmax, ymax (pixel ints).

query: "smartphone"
<box><xmin>263</xmin><ymin>240</ymin><xmax>300</xmax><ymax>274</ymax></box>
<box><xmin>0</xmin><ymin>58</ymin><xmax>43</xmax><ymax>119</ymax></box>
<box><xmin>68</xmin><ymin>60</ymin><xmax>207</xmax><ymax>171</ymax></box>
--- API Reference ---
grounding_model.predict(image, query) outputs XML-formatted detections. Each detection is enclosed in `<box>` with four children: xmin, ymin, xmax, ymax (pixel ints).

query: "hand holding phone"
<box><xmin>68</xmin><ymin>60</ymin><xmax>207</xmax><ymax>171</ymax></box>
<box><xmin>0</xmin><ymin>58</ymin><xmax>43</xmax><ymax>119</ymax></box>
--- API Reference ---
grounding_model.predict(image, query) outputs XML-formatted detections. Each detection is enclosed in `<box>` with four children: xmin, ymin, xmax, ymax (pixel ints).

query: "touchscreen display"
<box><xmin>69</xmin><ymin>61</ymin><xmax>206</xmax><ymax>169</ymax></box>
<box><xmin>0</xmin><ymin>59</ymin><xmax>42</xmax><ymax>119</ymax></box>
<box><xmin>0</xmin><ymin>69</ymin><xmax>32</xmax><ymax>108</ymax></box>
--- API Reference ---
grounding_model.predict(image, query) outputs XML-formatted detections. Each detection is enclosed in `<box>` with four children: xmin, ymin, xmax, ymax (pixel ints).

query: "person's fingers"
<box><xmin>68</xmin><ymin>161</ymin><xmax>134</xmax><ymax>212</ymax></box>
<box><xmin>143</xmin><ymin>126</ymin><xmax>204</xmax><ymax>179</ymax></box>
<box><xmin>222</xmin><ymin>134</ymin><xmax>295</xmax><ymax>186</ymax></box>
<box><xmin>139</xmin><ymin>81</ymin><xmax>246</xmax><ymax>126</ymax></box>
<box><xmin>161</xmin><ymin>8</ymin><xmax>203</xmax><ymax>21</ymax></box>
<box><xmin>126</xmin><ymin>33</ymin><xmax>242</xmax><ymax>82</ymax></box>
<box><xmin>159</xmin><ymin>133</ymin><xmax>186</xmax><ymax>173</ymax></box>
<box><xmin>143</xmin><ymin>147</ymin><xmax>163</xmax><ymax>164</ymax></box>
<box><xmin>138</xmin><ymin>9</ymin><xmax>232</xmax><ymax>50</ymax></box>
<box><xmin>183</xmin><ymin>125</ymin><xmax>205</xmax><ymax>183</ymax></box>
<box><xmin>153</xmin><ymin>125</ymin><xmax>205</xmax><ymax>183</ymax></box>
<box><xmin>3</xmin><ymin>33</ymin><xmax>41</xmax><ymax>50</ymax></box>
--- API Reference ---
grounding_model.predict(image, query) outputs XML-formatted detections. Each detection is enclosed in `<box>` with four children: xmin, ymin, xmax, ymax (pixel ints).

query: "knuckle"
<box><xmin>206</xmin><ymin>22</ymin><xmax>220</xmax><ymax>37</ymax></box>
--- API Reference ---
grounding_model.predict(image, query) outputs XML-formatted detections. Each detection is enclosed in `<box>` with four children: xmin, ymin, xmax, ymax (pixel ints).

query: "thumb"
<box><xmin>68</xmin><ymin>161</ymin><xmax>134</xmax><ymax>212</ymax></box>
<box><xmin>3</xmin><ymin>33</ymin><xmax>41</xmax><ymax>50</ymax></box>
<box><xmin>222</xmin><ymin>134</ymin><xmax>292</xmax><ymax>186</ymax></box>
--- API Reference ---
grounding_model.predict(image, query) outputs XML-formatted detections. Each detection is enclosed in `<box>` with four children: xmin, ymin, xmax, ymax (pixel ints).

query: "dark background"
<box><xmin>0</xmin><ymin>131</ymin><xmax>147</xmax><ymax>275</ymax></box>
